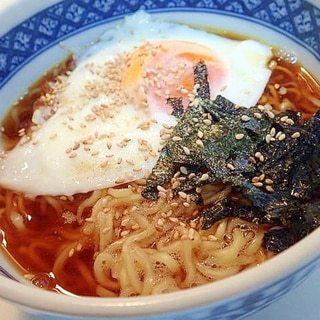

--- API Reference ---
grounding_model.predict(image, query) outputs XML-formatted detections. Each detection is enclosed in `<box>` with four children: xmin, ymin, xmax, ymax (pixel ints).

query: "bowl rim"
<box><xmin>0</xmin><ymin>0</ymin><xmax>320</xmax><ymax>317</ymax></box>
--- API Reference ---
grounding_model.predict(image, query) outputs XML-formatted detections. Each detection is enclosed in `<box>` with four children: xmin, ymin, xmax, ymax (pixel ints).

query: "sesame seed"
<box><xmin>249</xmin><ymin>156</ymin><xmax>257</xmax><ymax>164</ymax></box>
<box><xmin>196</xmin><ymin>139</ymin><xmax>204</xmax><ymax>147</ymax></box>
<box><xmin>105</xmin><ymin>153</ymin><xmax>114</xmax><ymax>158</ymax></box>
<box><xmin>235</xmin><ymin>133</ymin><xmax>245</xmax><ymax>140</ymax></box>
<box><xmin>138</xmin><ymin>145</ymin><xmax>148</xmax><ymax>152</ymax></box>
<box><xmin>68</xmin><ymin>248</ymin><xmax>75</xmax><ymax>257</ymax></box>
<box><xmin>279</xmin><ymin>86</ymin><xmax>287</xmax><ymax>95</ymax></box>
<box><xmin>149</xmin><ymin>151</ymin><xmax>157</xmax><ymax>157</ymax></box>
<box><xmin>169</xmin><ymin>217</ymin><xmax>179</xmax><ymax>223</ymax></box>
<box><xmin>85</xmin><ymin>114</ymin><xmax>97</xmax><ymax>122</ymax></box>
<box><xmin>190</xmin><ymin>221</ymin><xmax>197</xmax><ymax>229</ymax></box>
<box><xmin>121</xmin><ymin>218</ymin><xmax>130</xmax><ymax>227</ymax></box>
<box><xmin>266</xmin><ymin>110</ymin><xmax>275</xmax><ymax>119</ymax></box>
<box><xmin>188</xmin><ymin>228</ymin><xmax>195</xmax><ymax>240</ymax></box>
<box><xmin>285</xmin><ymin>118</ymin><xmax>294</xmax><ymax>125</ymax></box>
<box><xmin>265</xmin><ymin>185</ymin><xmax>275</xmax><ymax>193</ymax></box>
<box><xmin>265</xmin><ymin>178</ymin><xmax>274</xmax><ymax>184</ymax></box>
<box><xmin>264</xmin><ymin>103</ymin><xmax>273</xmax><ymax>111</ymax></box>
<box><xmin>180</xmin><ymin>88</ymin><xmax>189</xmax><ymax>94</ymax></box>
<box><xmin>131</xmin><ymin>224</ymin><xmax>140</xmax><ymax>230</ymax></box>
<box><xmin>174</xmin><ymin>172</ymin><xmax>180</xmax><ymax>178</ymax></box>
<box><xmin>169</xmin><ymin>203</ymin><xmax>179</xmax><ymax>210</ymax></box>
<box><xmin>203</xmin><ymin>119</ymin><xmax>211</xmax><ymax>125</ymax></box>
<box><xmin>180</xmin><ymin>166</ymin><xmax>188</xmax><ymax>175</ymax></box>
<box><xmin>171</xmin><ymin>180</ymin><xmax>179</xmax><ymax>189</ymax></box>
<box><xmin>157</xmin><ymin>185</ymin><xmax>166</xmax><ymax>193</ymax></box>
<box><xmin>227</xmin><ymin>163</ymin><xmax>235</xmax><ymax>170</ymax></box>
<box><xmin>159</xmin><ymin>191</ymin><xmax>167</xmax><ymax>199</ymax></box>
<box><xmin>200</xmin><ymin>173</ymin><xmax>209</xmax><ymax>182</ymax></box>
<box><xmin>182</xmin><ymin>146</ymin><xmax>191</xmax><ymax>155</ymax></box>
<box><xmin>197</xmin><ymin>130</ymin><xmax>204</xmax><ymax>139</ymax></box>
<box><xmin>241</xmin><ymin>115</ymin><xmax>250</xmax><ymax>122</ymax></box>
<box><xmin>100</xmin><ymin>161</ymin><xmax>108</xmax><ymax>168</ymax></box>
<box><xmin>291</xmin><ymin>132</ymin><xmax>300</xmax><ymax>139</ymax></box>
<box><xmin>72</xmin><ymin>142</ymin><xmax>80</xmax><ymax>150</ymax></box>
<box><xmin>120</xmin><ymin>230</ymin><xmax>130</xmax><ymax>237</ymax></box>
<box><xmin>117</xmin><ymin>157</ymin><xmax>122</xmax><ymax>164</ymax></box>
<box><xmin>253</xmin><ymin>112</ymin><xmax>262</xmax><ymax>119</ymax></box>
<box><xmin>258</xmin><ymin>173</ymin><xmax>265</xmax><ymax>181</ymax></box>
<box><xmin>190</xmin><ymin>98</ymin><xmax>199</xmax><ymax>107</ymax></box>
<box><xmin>115</xmin><ymin>177</ymin><xmax>125</xmax><ymax>184</ymax></box>
<box><xmin>208</xmin><ymin>235</ymin><xmax>218</xmax><ymax>241</ymax></box>
<box><xmin>178</xmin><ymin>191</ymin><xmax>187</xmax><ymax>199</ymax></box>
<box><xmin>270</xmin><ymin>127</ymin><xmax>276</xmax><ymax>137</ymax></box>
<box><xmin>18</xmin><ymin>128</ymin><xmax>26</xmax><ymax>136</ymax></box>
<box><xmin>102</xmin><ymin>227</ymin><xmax>111</xmax><ymax>234</ymax></box>
<box><xmin>172</xmin><ymin>136</ymin><xmax>182</xmax><ymax>142</ymax></box>
<box><xmin>252</xmin><ymin>176</ymin><xmax>260</xmax><ymax>183</ymax></box>
<box><xmin>265</xmin><ymin>134</ymin><xmax>272</xmax><ymax>144</ymax></box>
<box><xmin>125</xmin><ymin>159</ymin><xmax>134</xmax><ymax>165</ymax></box>
<box><xmin>253</xmin><ymin>182</ymin><xmax>263</xmax><ymax>187</ymax></box>
<box><xmin>268</xmin><ymin>60</ymin><xmax>277</xmax><ymax>70</ymax></box>
<box><xmin>278</xmin><ymin>133</ymin><xmax>286</xmax><ymax>141</ymax></box>
<box><xmin>196</xmin><ymin>187</ymin><xmax>202</xmax><ymax>193</ymax></box>
<box><xmin>162</xmin><ymin>123</ymin><xmax>172</xmax><ymax>129</ymax></box>
<box><xmin>188</xmin><ymin>173</ymin><xmax>196</xmax><ymax>179</ymax></box>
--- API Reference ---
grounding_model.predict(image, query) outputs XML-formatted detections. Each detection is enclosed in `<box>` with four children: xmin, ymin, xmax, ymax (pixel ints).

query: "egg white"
<box><xmin>0</xmin><ymin>11</ymin><xmax>273</xmax><ymax>196</ymax></box>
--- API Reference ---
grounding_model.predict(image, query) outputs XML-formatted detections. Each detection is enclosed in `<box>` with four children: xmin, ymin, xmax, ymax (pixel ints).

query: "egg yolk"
<box><xmin>121</xmin><ymin>40</ymin><xmax>227</xmax><ymax>113</ymax></box>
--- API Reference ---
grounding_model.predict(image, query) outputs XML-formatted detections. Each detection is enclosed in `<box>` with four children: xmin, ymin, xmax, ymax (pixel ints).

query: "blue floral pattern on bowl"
<box><xmin>0</xmin><ymin>0</ymin><xmax>320</xmax><ymax>89</ymax></box>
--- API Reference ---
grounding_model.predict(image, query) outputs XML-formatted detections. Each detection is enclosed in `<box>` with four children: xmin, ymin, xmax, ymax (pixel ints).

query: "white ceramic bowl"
<box><xmin>0</xmin><ymin>1</ymin><xmax>320</xmax><ymax>319</ymax></box>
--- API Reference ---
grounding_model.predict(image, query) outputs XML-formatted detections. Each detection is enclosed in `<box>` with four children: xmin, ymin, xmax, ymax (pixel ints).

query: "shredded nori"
<box><xmin>141</xmin><ymin>61</ymin><xmax>320</xmax><ymax>252</ymax></box>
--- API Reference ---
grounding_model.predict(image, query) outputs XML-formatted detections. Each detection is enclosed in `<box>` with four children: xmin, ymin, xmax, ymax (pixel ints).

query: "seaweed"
<box><xmin>141</xmin><ymin>61</ymin><xmax>320</xmax><ymax>252</ymax></box>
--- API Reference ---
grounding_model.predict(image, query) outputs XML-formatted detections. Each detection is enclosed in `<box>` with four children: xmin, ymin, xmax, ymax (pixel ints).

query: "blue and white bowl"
<box><xmin>0</xmin><ymin>0</ymin><xmax>319</xmax><ymax>319</ymax></box>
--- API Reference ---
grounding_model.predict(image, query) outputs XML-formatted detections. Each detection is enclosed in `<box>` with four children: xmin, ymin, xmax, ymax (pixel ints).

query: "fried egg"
<box><xmin>0</xmin><ymin>11</ymin><xmax>273</xmax><ymax>196</ymax></box>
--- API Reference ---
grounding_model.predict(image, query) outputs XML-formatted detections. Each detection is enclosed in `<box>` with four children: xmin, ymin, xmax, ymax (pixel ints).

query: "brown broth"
<box><xmin>0</xmin><ymin>191</ymin><xmax>98</xmax><ymax>296</ymax></box>
<box><xmin>0</xmin><ymin>56</ymin><xmax>74</xmax><ymax>150</ymax></box>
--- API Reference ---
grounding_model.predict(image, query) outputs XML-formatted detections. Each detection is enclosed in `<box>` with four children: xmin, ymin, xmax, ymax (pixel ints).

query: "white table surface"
<box><xmin>0</xmin><ymin>265</ymin><xmax>319</xmax><ymax>320</ymax></box>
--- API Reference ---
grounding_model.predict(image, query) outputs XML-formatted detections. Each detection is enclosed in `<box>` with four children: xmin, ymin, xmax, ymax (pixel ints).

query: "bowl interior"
<box><xmin>0</xmin><ymin>0</ymin><xmax>320</xmax><ymax>319</ymax></box>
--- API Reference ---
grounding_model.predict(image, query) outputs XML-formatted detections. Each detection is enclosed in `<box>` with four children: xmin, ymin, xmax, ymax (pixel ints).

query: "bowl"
<box><xmin>0</xmin><ymin>0</ymin><xmax>320</xmax><ymax>319</ymax></box>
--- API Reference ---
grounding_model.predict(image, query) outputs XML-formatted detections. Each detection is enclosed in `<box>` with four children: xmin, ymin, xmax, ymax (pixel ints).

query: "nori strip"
<box><xmin>141</xmin><ymin>61</ymin><xmax>320</xmax><ymax>252</ymax></box>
